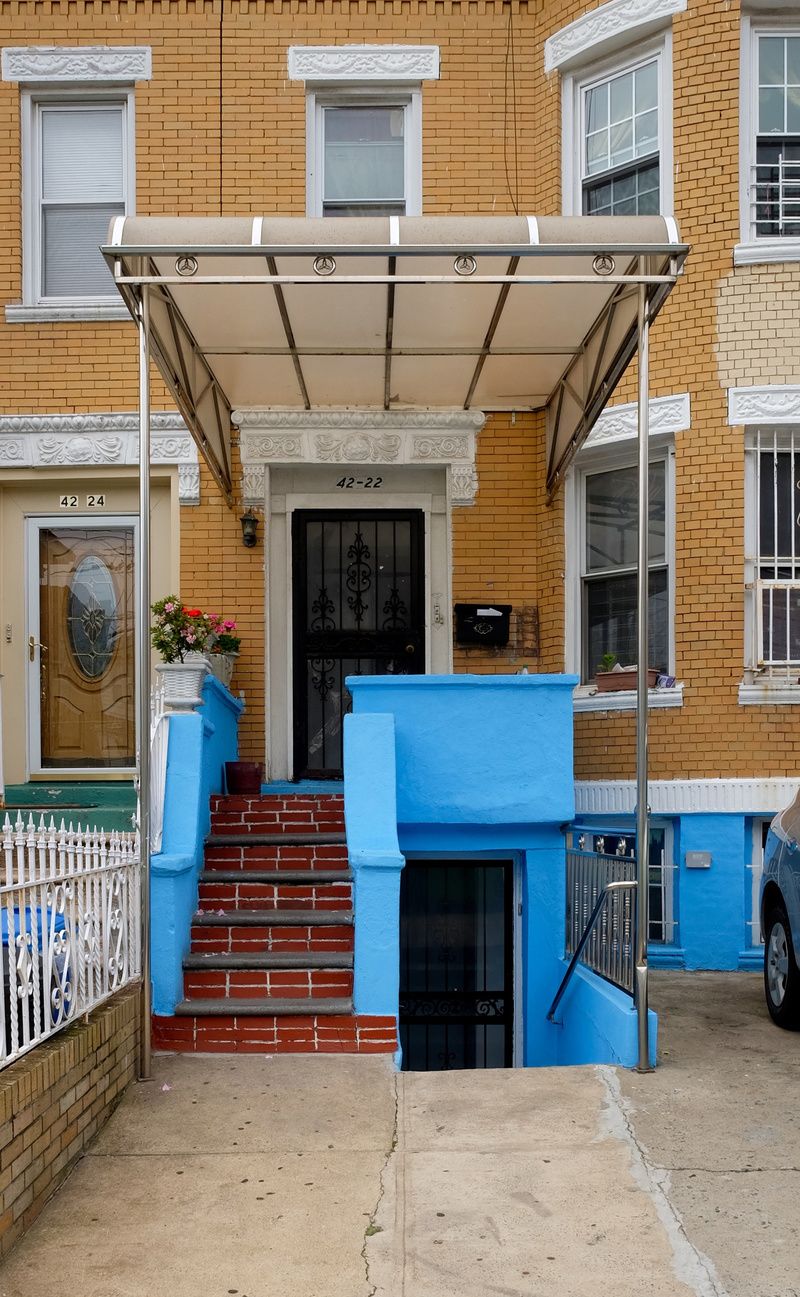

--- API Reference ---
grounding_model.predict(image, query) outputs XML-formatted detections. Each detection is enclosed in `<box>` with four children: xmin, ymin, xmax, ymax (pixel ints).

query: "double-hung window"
<box><xmin>580</xmin><ymin>56</ymin><xmax>660</xmax><ymax>216</ymax></box>
<box><xmin>27</xmin><ymin>96</ymin><xmax>131</xmax><ymax>303</ymax></box>
<box><xmin>749</xmin><ymin>31</ymin><xmax>800</xmax><ymax>240</ymax></box>
<box><xmin>307</xmin><ymin>90</ymin><xmax>421</xmax><ymax>218</ymax></box>
<box><xmin>747</xmin><ymin>430</ymin><xmax>800</xmax><ymax>675</ymax></box>
<box><xmin>580</xmin><ymin>457</ymin><xmax>670</xmax><ymax>682</ymax></box>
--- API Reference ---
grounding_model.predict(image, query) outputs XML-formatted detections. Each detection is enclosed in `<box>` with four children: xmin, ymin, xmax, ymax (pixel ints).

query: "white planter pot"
<box><xmin>155</xmin><ymin>657</ymin><xmax>210</xmax><ymax>711</ymax></box>
<box><xmin>207</xmin><ymin>652</ymin><xmax>237</xmax><ymax>690</ymax></box>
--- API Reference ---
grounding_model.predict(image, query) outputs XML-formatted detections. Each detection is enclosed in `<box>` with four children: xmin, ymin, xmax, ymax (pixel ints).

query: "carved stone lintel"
<box><xmin>0</xmin><ymin>438</ymin><xmax>24</xmax><ymax>463</ymax></box>
<box><xmin>244</xmin><ymin>435</ymin><xmax>304</xmax><ymax>460</ymax></box>
<box><xmin>584</xmin><ymin>392</ymin><xmax>690</xmax><ymax>447</ymax></box>
<box><xmin>287</xmin><ymin>44</ymin><xmax>439</xmax><ymax>83</ymax></box>
<box><xmin>233</xmin><ymin>409</ymin><xmax>485</xmax><ymax>433</ymax></box>
<box><xmin>37</xmin><ymin>435</ymin><xmax>123</xmax><ymax>465</ymax></box>
<box><xmin>0</xmin><ymin>412</ymin><xmax>198</xmax><ymax>470</ymax></box>
<box><xmin>544</xmin><ymin>0</ymin><xmax>686</xmax><ymax>73</ymax></box>
<box><xmin>315</xmin><ymin>433</ymin><xmax>401</xmax><ymax>463</ymax></box>
<box><xmin>2</xmin><ymin>46</ymin><xmax>153</xmax><ymax>83</ymax></box>
<box><xmin>242</xmin><ymin>464</ymin><xmax>266</xmax><ymax>506</ymax></box>
<box><xmin>728</xmin><ymin>385</ymin><xmax>800</xmax><ymax>425</ymax></box>
<box><xmin>412</xmin><ymin>434</ymin><xmax>469</xmax><ymax>460</ymax></box>
<box><xmin>451</xmin><ymin>462</ymin><xmax>479</xmax><ymax>507</ymax></box>
<box><xmin>178</xmin><ymin>464</ymin><xmax>201</xmax><ymax>506</ymax></box>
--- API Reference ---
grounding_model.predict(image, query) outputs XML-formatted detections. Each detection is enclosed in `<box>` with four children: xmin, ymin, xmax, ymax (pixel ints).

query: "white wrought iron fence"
<box><xmin>0</xmin><ymin>814</ymin><xmax>141</xmax><ymax>1070</ymax></box>
<box><xmin>150</xmin><ymin>679</ymin><xmax>169</xmax><ymax>853</ymax></box>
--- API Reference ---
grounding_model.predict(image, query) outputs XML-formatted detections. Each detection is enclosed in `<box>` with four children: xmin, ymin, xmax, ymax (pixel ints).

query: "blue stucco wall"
<box><xmin>349</xmin><ymin>675</ymin><xmax>578</xmax><ymax>825</ymax></box>
<box><xmin>151</xmin><ymin>675</ymin><xmax>243</xmax><ymax>1016</ymax></box>
<box><xmin>344</xmin><ymin>674</ymin><xmax>651</xmax><ymax>1070</ymax></box>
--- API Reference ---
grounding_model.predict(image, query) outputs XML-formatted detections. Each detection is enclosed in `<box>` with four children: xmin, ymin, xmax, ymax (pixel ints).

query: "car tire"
<box><xmin>764</xmin><ymin>904</ymin><xmax>800</xmax><ymax>1030</ymax></box>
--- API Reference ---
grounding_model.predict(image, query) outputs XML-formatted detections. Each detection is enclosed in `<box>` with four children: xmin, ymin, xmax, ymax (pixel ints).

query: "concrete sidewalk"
<box><xmin>0</xmin><ymin>972</ymin><xmax>796</xmax><ymax>1297</ymax></box>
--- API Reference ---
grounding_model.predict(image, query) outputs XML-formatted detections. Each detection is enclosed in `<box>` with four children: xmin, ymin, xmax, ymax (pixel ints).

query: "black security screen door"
<box><xmin>400</xmin><ymin>860</ymin><xmax>514</xmax><ymax>1071</ymax></box>
<box><xmin>292</xmin><ymin>510</ymin><xmax>425</xmax><ymax>779</ymax></box>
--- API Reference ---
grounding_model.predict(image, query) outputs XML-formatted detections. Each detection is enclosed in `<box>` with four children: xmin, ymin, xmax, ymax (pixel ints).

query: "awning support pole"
<box><xmin>634</xmin><ymin>274</ymin><xmax>653</xmax><ymax>1073</ymax></box>
<box><xmin>137</xmin><ymin>284</ymin><xmax>152</xmax><ymax>1082</ymax></box>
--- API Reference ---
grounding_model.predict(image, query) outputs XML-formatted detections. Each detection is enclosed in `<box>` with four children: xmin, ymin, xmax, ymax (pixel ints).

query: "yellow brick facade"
<box><xmin>1</xmin><ymin>0</ymin><xmax>798</xmax><ymax>786</ymax></box>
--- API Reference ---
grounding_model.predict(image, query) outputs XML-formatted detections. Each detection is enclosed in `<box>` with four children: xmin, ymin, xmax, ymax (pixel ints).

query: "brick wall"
<box><xmin>0</xmin><ymin>987</ymin><xmax>140</xmax><ymax>1260</ymax></box>
<box><xmin>2</xmin><ymin>0</ymin><xmax>798</xmax><ymax>780</ymax></box>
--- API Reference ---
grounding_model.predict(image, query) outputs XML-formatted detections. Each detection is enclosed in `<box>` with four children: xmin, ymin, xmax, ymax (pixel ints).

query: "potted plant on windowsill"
<box><xmin>151</xmin><ymin>596</ymin><xmax>213</xmax><ymax>709</ymax></box>
<box><xmin>594</xmin><ymin>653</ymin><xmax>659</xmax><ymax>693</ymax></box>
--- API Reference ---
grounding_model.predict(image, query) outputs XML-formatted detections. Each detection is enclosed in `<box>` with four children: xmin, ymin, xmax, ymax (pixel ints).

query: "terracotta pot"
<box><xmin>595</xmin><ymin>668</ymin><xmax>659</xmax><ymax>693</ymax></box>
<box><xmin>225</xmin><ymin>761</ymin><xmax>262</xmax><ymax>794</ymax></box>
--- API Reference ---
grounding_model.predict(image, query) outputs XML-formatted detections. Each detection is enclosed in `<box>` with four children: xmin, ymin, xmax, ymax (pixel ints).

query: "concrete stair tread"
<box><xmin>206</xmin><ymin>832</ymin><xmax>346</xmax><ymax>847</ymax></box>
<box><xmin>183</xmin><ymin>951</ymin><xmax>353</xmax><ymax>971</ymax></box>
<box><xmin>193</xmin><ymin>908</ymin><xmax>353</xmax><ymax>926</ymax></box>
<box><xmin>200</xmin><ymin>869</ymin><xmax>351</xmax><ymax>884</ymax></box>
<box><xmin>176</xmin><ymin>996</ymin><xmax>354</xmax><ymax>1016</ymax></box>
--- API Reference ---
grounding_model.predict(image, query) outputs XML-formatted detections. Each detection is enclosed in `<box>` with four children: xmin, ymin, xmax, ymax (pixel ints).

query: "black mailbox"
<box><xmin>454</xmin><ymin>602</ymin><xmax>512</xmax><ymax>647</ymax></box>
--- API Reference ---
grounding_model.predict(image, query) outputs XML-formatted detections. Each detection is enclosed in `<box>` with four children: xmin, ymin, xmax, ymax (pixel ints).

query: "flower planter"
<box><xmin>155</xmin><ymin>657</ymin><xmax>210</xmax><ymax>711</ymax></box>
<box><xmin>595</xmin><ymin>668</ymin><xmax>659</xmax><ymax>693</ymax></box>
<box><xmin>225</xmin><ymin>761</ymin><xmax>262</xmax><ymax>794</ymax></box>
<box><xmin>207</xmin><ymin>652</ymin><xmax>238</xmax><ymax>690</ymax></box>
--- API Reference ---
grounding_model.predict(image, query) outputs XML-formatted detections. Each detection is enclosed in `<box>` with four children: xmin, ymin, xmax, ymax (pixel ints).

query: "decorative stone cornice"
<box><xmin>236</xmin><ymin>409</ymin><xmax>483</xmax><ymax>506</ymax></box>
<box><xmin>288</xmin><ymin>44</ymin><xmax>439</xmax><ymax>82</ymax></box>
<box><xmin>2</xmin><ymin>46</ymin><xmax>152</xmax><ymax>83</ymax></box>
<box><xmin>728</xmin><ymin>386</ymin><xmax>800</xmax><ymax>426</ymax></box>
<box><xmin>0</xmin><ymin>411</ymin><xmax>200</xmax><ymax>502</ymax></box>
<box><xmin>583</xmin><ymin>392</ymin><xmax>690</xmax><ymax>447</ymax></box>
<box><xmin>544</xmin><ymin>0</ymin><xmax>685</xmax><ymax>74</ymax></box>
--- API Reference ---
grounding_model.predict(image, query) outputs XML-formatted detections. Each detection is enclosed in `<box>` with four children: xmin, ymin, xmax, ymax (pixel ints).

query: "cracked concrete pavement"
<box><xmin>0</xmin><ymin>971</ymin><xmax>796</xmax><ymax>1297</ymax></box>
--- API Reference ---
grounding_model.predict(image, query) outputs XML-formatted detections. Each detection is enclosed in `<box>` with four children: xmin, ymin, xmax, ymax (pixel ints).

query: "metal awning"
<box><xmin>103</xmin><ymin>214</ymin><xmax>687</xmax><ymax>501</ymax></box>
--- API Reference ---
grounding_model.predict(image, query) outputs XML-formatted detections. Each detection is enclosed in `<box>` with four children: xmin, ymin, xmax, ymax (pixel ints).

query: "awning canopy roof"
<box><xmin>104</xmin><ymin>214</ymin><xmax>687</xmax><ymax>500</ymax></box>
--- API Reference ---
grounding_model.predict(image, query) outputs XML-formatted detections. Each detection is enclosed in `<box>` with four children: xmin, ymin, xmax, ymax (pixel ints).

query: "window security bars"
<box><xmin>565</xmin><ymin>833</ymin><xmax>638</xmax><ymax>995</ymax></box>
<box><xmin>0</xmin><ymin>815</ymin><xmax>141</xmax><ymax>1069</ymax></box>
<box><xmin>752</xmin><ymin>430</ymin><xmax>800</xmax><ymax>673</ymax></box>
<box><xmin>751</xmin><ymin>155</ymin><xmax>800</xmax><ymax>238</ymax></box>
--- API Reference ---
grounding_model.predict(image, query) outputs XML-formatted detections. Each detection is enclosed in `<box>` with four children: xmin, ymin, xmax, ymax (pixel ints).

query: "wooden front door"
<box><xmin>36</xmin><ymin>525</ymin><xmax>135</xmax><ymax>769</ymax></box>
<box><xmin>292</xmin><ymin>510</ymin><xmax>425</xmax><ymax>779</ymax></box>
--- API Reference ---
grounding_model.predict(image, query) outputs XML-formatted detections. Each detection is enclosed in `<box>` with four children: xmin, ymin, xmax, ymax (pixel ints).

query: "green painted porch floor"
<box><xmin>1</xmin><ymin>781</ymin><xmax>137</xmax><ymax>833</ymax></box>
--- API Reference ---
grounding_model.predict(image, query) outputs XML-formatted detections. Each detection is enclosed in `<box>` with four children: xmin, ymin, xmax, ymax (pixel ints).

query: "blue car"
<box><xmin>761</xmin><ymin>794</ymin><xmax>800</xmax><ymax>1028</ymax></box>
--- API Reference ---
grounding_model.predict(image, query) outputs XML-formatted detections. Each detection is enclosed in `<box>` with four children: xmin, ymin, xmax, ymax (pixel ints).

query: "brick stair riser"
<box><xmin>210</xmin><ymin>795</ymin><xmax>344</xmax><ymax>814</ymax></box>
<box><xmin>204</xmin><ymin>844</ymin><xmax>349</xmax><ymax>872</ymax></box>
<box><xmin>198</xmin><ymin>881</ymin><xmax>352</xmax><ymax>911</ymax></box>
<box><xmin>190</xmin><ymin>924</ymin><xmax>354</xmax><ymax>955</ymax></box>
<box><xmin>211</xmin><ymin>812</ymin><xmax>345</xmax><ymax>833</ymax></box>
<box><xmin>183</xmin><ymin>969</ymin><xmax>354</xmax><ymax>999</ymax></box>
<box><xmin>152</xmin><ymin>1013</ymin><xmax>397</xmax><ymax>1055</ymax></box>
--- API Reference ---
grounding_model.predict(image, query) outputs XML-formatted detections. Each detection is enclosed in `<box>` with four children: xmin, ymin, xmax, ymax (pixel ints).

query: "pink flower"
<box><xmin>224</xmin><ymin>620</ymin><xmax>237</xmax><ymax>631</ymax></box>
<box><xmin>185</xmin><ymin>632</ymin><xmax>196</xmax><ymax>644</ymax></box>
<box><xmin>164</xmin><ymin>601</ymin><xmax>175</xmax><ymax>613</ymax></box>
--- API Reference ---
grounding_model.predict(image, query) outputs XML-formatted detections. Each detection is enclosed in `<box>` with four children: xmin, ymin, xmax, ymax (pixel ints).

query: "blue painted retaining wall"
<box><xmin>345</xmin><ymin>674</ymin><xmax>652</xmax><ymax>1069</ymax></box>
<box><xmin>151</xmin><ymin>675</ymin><xmax>243</xmax><ymax>1016</ymax></box>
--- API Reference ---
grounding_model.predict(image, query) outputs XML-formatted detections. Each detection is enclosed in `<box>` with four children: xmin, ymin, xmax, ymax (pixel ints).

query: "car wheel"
<box><xmin>764</xmin><ymin>905</ymin><xmax>800</xmax><ymax>1029</ymax></box>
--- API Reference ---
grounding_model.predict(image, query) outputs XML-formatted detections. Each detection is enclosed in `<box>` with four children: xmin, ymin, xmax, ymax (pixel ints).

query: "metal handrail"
<box><xmin>547</xmin><ymin>879</ymin><xmax>638</xmax><ymax>1023</ymax></box>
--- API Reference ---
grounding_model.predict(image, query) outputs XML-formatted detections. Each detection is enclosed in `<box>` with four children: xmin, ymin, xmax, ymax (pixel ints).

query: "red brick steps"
<box><xmin>151</xmin><ymin>791</ymin><xmax>396</xmax><ymax>1056</ymax></box>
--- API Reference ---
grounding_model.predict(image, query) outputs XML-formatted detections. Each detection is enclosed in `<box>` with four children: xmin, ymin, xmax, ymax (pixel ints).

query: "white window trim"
<box><xmin>747</xmin><ymin>818</ymin><xmax>771</xmax><ymax>948</ymax></box>
<box><xmin>1</xmin><ymin>45</ymin><xmax>152</xmax><ymax>84</ymax></box>
<box><xmin>565</xmin><ymin>432</ymin><xmax>677</xmax><ymax>704</ymax></box>
<box><xmin>10</xmin><ymin>86</ymin><xmax>135</xmax><ymax>321</ymax></box>
<box><xmin>561</xmin><ymin>33</ymin><xmax>674</xmax><ymax>217</ymax></box>
<box><xmin>736</xmin><ymin>16</ymin><xmax>800</xmax><ymax>264</ymax></box>
<box><xmin>305</xmin><ymin>85</ymin><xmax>422</xmax><ymax>219</ymax></box>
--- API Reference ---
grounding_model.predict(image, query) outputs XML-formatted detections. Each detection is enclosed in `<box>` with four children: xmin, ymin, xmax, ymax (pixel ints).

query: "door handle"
<box><xmin>28</xmin><ymin>635</ymin><xmax>47</xmax><ymax>661</ymax></box>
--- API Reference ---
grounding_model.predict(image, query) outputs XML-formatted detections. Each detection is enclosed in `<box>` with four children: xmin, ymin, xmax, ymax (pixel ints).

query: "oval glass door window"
<box><xmin>67</xmin><ymin>555</ymin><xmax>119</xmax><ymax>679</ymax></box>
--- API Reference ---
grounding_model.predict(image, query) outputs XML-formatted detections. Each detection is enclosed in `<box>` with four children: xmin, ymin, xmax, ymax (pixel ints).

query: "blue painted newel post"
<box><xmin>343</xmin><ymin>712</ymin><xmax>405</xmax><ymax>1019</ymax></box>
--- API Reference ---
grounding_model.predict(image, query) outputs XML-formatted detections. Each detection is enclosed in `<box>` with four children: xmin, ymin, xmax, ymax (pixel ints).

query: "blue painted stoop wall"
<box><xmin>344</xmin><ymin>674</ymin><xmax>657</xmax><ymax>1069</ymax></box>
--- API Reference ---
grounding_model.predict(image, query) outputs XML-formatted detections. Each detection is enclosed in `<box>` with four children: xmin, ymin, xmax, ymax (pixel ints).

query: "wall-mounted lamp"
<box><xmin>240</xmin><ymin>510</ymin><xmax>259</xmax><ymax>548</ymax></box>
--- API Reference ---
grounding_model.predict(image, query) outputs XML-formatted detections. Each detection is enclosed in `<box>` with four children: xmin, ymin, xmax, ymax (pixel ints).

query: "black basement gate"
<box><xmin>399</xmin><ymin>860</ymin><xmax>514</xmax><ymax>1071</ymax></box>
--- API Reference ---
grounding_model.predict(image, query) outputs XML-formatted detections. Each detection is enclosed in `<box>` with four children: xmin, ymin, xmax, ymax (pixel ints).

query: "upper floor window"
<box><xmin>581</xmin><ymin>57</ymin><xmax>660</xmax><ymax>216</ymax></box>
<box><xmin>751</xmin><ymin>33</ymin><xmax>800</xmax><ymax>240</ymax></box>
<box><xmin>745</xmin><ymin>429</ymin><xmax>800</xmax><ymax>675</ymax></box>
<box><xmin>26</xmin><ymin>96</ymin><xmax>132</xmax><ymax>303</ymax></box>
<box><xmin>308</xmin><ymin>90</ymin><xmax>421</xmax><ymax>217</ymax></box>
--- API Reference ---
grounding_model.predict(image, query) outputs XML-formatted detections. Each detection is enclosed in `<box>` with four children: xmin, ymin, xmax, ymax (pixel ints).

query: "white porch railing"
<box><xmin>150</xmin><ymin>680</ymin><xmax>170</xmax><ymax>854</ymax></box>
<box><xmin>0</xmin><ymin>815</ymin><xmax>141</xmax><ymax>1070</ymax></box>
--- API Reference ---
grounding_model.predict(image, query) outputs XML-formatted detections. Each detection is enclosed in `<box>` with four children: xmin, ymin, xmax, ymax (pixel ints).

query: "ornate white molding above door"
<box><xmin>235</xmin><ymin>409</ymin><xmax>484</xmax><ymax>507</ymax></box>
<box><xmin>0</xmin><ymin>411</ymin><xmax>200</xmax><ymax>503</ymax></box>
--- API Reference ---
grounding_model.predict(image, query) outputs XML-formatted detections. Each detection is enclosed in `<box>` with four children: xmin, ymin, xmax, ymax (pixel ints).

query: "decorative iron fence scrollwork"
<box><xmin>0</xmin><ymin>813</ymin><xmax>141</xmax><ymax>1070</ymax></box>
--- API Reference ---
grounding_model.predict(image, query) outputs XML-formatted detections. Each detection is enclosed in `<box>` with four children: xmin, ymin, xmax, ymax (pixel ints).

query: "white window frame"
<box><xmin>737</xmin><ymin>18</ymin><xmax>800</xmax><ymax>264</ymax></box>
<box><xmin>747</xmin><ymin>817</ymin><xmax>771</xmax><ymax>949</ymax></box>
<box><xmin>14</xmin><ymin>86</ymin><xmax>135</xmax><ymax>321</ymax></box>
<box><xmin>561</xmin><ymin>33</ymin><xmax>674</xmax><ymax>217</ymax></box>
<box><xmin>742</xmin><ymin>427</ymin><xmax>800</xmax><ymax>689</ymax></box>
<box><xmin>305</xmin><ymin>85</ymin><xmax>422</xmax><ymax>219</ymax></box>
<box><xmin>565</xmin><ymin>436</ymin><xmax>677</xmax><ymax>698</ymax></box>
